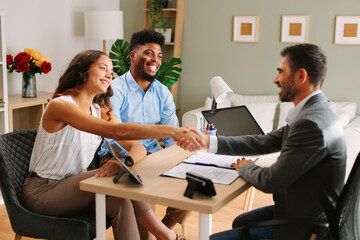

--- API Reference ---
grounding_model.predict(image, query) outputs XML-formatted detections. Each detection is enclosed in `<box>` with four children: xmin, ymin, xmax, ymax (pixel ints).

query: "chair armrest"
<box><xmin>181</xmin><ymin>106</ymin><xmax>207</xmax><ymax>129</ymax></box>
<box><xmin>241</xmin><ymin>219</ymin><xmax>329</xmax><ymax>240</ymax></box>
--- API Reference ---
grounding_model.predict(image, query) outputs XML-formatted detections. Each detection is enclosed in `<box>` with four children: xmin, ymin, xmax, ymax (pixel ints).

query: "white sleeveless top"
<box><xmin>29</xmin><ymin>95</ymin><xmax>102</xmax><ymax>180</ymax></box>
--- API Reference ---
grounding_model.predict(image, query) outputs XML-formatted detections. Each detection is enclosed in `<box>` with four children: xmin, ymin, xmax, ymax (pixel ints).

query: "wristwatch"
<box><xmin>124</xmin><ymin>155</ymin><xmax>134</xmax><ymax>167</ymax></box>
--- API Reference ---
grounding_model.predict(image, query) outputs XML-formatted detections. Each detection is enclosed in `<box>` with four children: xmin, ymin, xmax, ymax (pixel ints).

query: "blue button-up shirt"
<box><xmin>99</xmin><ymin>71</ymin><xmax>179</xmax><ymax>158</ymax></box>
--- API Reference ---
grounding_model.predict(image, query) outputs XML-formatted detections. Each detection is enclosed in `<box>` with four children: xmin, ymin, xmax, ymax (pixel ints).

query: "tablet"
<box><xmin>104</xmin><ymin>139</ymin><xmax>143</xmax><ymax>184</ymax></box>
<box><xmin>184</xmin><ymin>171</ymin><xmax>216</xmax><ymax>199</ymax></box>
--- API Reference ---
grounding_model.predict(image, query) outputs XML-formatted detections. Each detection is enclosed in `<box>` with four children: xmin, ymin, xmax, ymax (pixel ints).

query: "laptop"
<box><xmin>201</xmin><ymin>105</ymin><xmax>264</xmax><ymax>136</ymax></box>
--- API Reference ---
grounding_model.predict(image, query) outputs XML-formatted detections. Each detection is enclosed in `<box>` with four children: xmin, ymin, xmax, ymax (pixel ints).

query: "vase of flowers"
<box><xmin>7</xmin><ymin>48</ymin><xmax>52</xmax><ymax>98</ymax></box>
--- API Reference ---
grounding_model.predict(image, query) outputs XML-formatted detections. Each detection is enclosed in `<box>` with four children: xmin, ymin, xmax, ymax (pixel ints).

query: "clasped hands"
<box><xmin>176</xmin><ymin>127</ymin><xmax>255</xmax><ymax>169</ymax></box>
<box><xmin>175</xmin><ymin>127</ymin><xmax>209</xmax><ymax>152</ymax></box>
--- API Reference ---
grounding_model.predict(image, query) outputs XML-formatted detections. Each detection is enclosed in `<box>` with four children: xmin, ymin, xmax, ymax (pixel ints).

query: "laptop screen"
<box><xmin>201</xmin><ymin>105</ymin><xmax>264</xmax><ymax>136</ymax></box>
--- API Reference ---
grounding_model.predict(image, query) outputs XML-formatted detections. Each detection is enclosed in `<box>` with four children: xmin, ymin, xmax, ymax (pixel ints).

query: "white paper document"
<box><xmin>161</xmin><ymin>151</ymin><xmax>258</xmax><ymax>185</ymax></box>
<box><xmin>183</xmin><ymin>151</ymin><xmax>258</xmax><ymax>168</ymax></box>
<box><xmin>161</xmin><ymin>162</ymin><xmax>239</xmax><ymax>185</ymax></box>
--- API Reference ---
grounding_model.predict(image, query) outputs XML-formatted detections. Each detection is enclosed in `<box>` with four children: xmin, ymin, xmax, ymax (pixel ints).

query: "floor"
<box><xmin>0</xmin><ymin>189</ymin><xmax>273</xmax><ymax>240</ymax></box>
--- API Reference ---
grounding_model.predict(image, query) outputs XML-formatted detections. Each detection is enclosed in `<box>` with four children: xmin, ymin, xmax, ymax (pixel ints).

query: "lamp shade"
<box><xmin>84</xmin><ymin>11</ymin><xmax>124</xmax><ymax>40</ymax></box>
<box><xmin>210</xmin><ymin>76</ymin><xmax>233</xmax><ymax>103</ymax></box>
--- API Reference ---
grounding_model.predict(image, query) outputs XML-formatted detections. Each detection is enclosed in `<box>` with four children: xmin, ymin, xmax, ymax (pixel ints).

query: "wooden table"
<box><xmin>8</xmin><ymin>91</ymin><xmax>53</xmax><ymax>132</ymax></box>
<box><xmin>80</xmin><ymin>145</ymin><xmax>252</xmax><ymax>240</ymax></box>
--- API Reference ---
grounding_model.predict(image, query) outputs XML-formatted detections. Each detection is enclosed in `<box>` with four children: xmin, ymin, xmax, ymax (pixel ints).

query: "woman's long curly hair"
<box><xmin>53</xmin><ymin>50</ymin><xmax>113</xmax><ymax>119</ymax></box>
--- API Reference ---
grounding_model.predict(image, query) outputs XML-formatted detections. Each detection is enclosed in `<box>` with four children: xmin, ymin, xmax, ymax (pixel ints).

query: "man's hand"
<box><xmin>231</xmin><ymin>157</ymin><xmax>254</xmax><ymax>170</ymax></box>
<box><xmin>176</xmin><ymin>127</ymin><xmax>209</xmax><ymax>151</ymax></box>
<box><xmin>95</xmin><ymin>159</ymin><xmax>123</xmax><ymax>177</ymax></box>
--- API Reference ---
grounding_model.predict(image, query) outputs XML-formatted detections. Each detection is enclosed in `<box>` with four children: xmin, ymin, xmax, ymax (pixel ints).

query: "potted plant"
<box><xmin>109</xmin><ymin>39</ymin><xmax>182</xmax><ymax>88</ymax></box>
<box><xmin>149</xmin><ymin>0</ymin><xmax>172</xmax><ymax>42</ymax></box>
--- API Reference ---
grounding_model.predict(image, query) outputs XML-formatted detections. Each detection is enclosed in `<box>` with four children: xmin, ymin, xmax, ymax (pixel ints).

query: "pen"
<box><xmin>253</xmin><ymin>158</ymin><xmax>259</xmax><ymax>163</ymax></box>
<box><xmin>195</xmin><ymin>162</ymin><xmax>218</xmax><ymax>167</ymax></box>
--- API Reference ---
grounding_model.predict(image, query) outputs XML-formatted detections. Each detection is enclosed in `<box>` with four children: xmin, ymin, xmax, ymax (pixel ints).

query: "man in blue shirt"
<box><xmin>100</xmin><ymin>29</ymin><xmax>188</xmax><ymax>233</ymax></box>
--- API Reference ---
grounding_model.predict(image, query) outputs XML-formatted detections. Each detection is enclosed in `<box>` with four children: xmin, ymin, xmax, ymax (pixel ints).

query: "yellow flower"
<box><xmin>34</xmin><ymin>55</ymin><xmax>52</xmax><ymax>68</ymax></box>
<box><xmin>35</xmin><ymin>59</ymin><xmax>43</xmax><ymax>68</ymax></box>
<box><xmin>24</xmin><ymin>48</ymin><xmax>34</xmax><ymax>55</ymax></box>
<box><xmin>43</xmin><ymin>55</ymin><xmax>52</xmax><ymax>64</ymax></box>
<box><xmin>31</xmin><ymin>50</ymin><xmax>42</xmax><ymax>61</ymax></box>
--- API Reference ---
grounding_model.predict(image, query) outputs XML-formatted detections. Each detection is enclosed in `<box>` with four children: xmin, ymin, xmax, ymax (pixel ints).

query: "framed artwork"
<box><xmin>233</xmin><ymin>16</ymin><xmax>259</xmax><ymax>42</ymax></box>
<box><xmin>281</xmin><ymin>15</ymin><xmax>309</xmax><ymax>43</ymax></box>
<box><xmin>334</xmin><ymin>16</ymin><xmax>360</xmax><ymax>45</ymax></box>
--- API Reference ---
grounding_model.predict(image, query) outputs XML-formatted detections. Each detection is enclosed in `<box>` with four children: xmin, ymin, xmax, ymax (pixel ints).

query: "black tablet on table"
<box><xmin>104</xmin><ymin>139</ymin><xmax>143</xmax><ymax>184</ymax></box>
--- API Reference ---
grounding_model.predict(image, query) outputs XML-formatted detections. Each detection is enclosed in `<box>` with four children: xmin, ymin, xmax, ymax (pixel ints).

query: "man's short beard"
<box><xmin>142</xmin><ymin>71</ymin><xmax>155</xmax><ymax>82</ymax></box>
<box><xmin>279</xmin><ymin>74</ymin><xmax>297</xmax><ymax>102</ymax></box>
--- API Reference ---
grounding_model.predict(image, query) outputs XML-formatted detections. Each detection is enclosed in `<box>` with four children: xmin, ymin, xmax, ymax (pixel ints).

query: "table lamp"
<box><xmin>210</xmin><ymin>76</ymin><xmax>233</xmax><ymax>109</ymax></box>
<box><xmin>84</xmin><ymin>10</ymin><xmax>124</xmax><ymax>53</ymax></box>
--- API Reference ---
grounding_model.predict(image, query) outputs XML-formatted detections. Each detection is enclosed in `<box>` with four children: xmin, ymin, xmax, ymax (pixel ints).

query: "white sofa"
<box><xmin>182</xmin><ymin>93</ymin><xmax>360</xmax><ymax>181</ymax></box>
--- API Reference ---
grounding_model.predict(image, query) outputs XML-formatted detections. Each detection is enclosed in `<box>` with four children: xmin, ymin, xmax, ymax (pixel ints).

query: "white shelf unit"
<box><xmin>0</xmin><ymin>12</ymin><xmax>8</xmax><ymax>205</ymax></box>
<box><xmin>0</xmin><ymin>12</ymin><xmax>9</xmax><ymax>134</ymax></box>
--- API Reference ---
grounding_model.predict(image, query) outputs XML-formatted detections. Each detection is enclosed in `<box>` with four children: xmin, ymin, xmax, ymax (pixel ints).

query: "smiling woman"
<box><xmin>19</xmin><ymin>49</ymin><xmax>201</xmax><ymax>240</ymax></box>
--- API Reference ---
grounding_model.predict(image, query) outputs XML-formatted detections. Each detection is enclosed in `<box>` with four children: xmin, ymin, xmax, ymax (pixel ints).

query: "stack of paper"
<box><xmin>161</xmin><ymin>152</ymin><xmax>258</xmax><ymax>185</ymax></box>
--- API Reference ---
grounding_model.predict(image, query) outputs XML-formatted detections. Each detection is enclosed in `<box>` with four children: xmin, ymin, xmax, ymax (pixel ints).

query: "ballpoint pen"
<box><xmin>194</xmin><ymin>162</ymin><xmax>218</xmax><ymax>167</ymax></box>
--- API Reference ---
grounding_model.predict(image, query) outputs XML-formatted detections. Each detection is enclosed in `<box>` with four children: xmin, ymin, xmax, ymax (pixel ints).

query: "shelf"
<box><xmin>144</xmin><ymin>8</ymin><xmax>177</xmax><ymax>18</ymax></box>
<box><xmin>8</xmin><ymin>91</ymin><xmax>53</xmax><ymax>132</ymax></box>
<box><xmin>144</xmin><ymin>0</ymin><xmax>184</xmax><ymax>107</ymax></box>
<box><xmin>0</xmin><ymin>107</ymin><xmax>4</xmax><ymax>112</ymax></box>
<box><xmin>8</xmin><ymin>91</ymin><xmax>52</xmax><ymax>109</ymax></box>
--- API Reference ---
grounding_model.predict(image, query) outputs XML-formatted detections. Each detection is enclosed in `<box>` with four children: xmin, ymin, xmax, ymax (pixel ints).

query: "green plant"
<box><xmin>109</xmin><ymin>39</ymin><xmax>182</xmax><ymax>88</ymax></box>
<box><xmin>155</xmin><ymin>57</ymin><xmax>182</xmax><ymax>88</ymax></box>
<box><xmin>149</xmin><ymin>0</ymin><xmax>167</xmax><ymax>31</ymax></box>
<box><xmin>109</xmin><ymin>39</ymin><xmax>131</xmax><ymax>77</ymax></box>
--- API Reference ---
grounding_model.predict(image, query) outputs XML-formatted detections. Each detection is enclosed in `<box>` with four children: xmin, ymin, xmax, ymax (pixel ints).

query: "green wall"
<box><xmin>121</xmin><ymin>0</ymin><xmax>360</xmax><ymax>119</ymax></box>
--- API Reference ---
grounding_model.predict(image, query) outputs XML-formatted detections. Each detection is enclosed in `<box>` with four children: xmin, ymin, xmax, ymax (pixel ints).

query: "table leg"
<box><xmin>96</xmin><ymin>193</ymin><xmax>106</xmax><ymax>240</ymax></box>
<box><xmin>199</xmin><ymin>213</ymin><xmax>212</xmax><ymax>240</ymax></box>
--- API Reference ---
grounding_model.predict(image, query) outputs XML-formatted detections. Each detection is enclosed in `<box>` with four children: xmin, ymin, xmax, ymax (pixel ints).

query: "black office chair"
<box><xmin>0</xmin><ymin>129</ymin><xmax>110</xmax><ymax>240</ymax></box>
<box><xmin>241</xmin><ymin>152</ymin><xmax>360</xmax><ymax>240</ymax></box>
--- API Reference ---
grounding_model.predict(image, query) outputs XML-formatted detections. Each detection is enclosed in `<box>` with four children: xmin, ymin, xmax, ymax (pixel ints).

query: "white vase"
<box><xmin>155</xmin><ymin>28</ymin><xmax>172</xmax><ymax>42</ymax></box>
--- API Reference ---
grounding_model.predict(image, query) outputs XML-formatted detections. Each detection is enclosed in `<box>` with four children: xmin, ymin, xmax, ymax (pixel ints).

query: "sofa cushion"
<box><xmin>332</xmin><ymin>102</ymin><xmax>357</xmax><ymax>121</ymax></box>
<box><xmin>277</xmin><ymin>101</ymin><xmax>355</xmax><ymax>129</ymax></box>
<box><xmin>231</xmin><ymin>94</ymin><xmax>279</xmax><ymax>105</ymax></box>
<box><xmin>231</xmin><ymin>94</ymin><xmax>279</xmax><ymax>132</ymax></box>
<box><xmin>277</xmin><ymin>102</ymin><xmax>294</xmax><ymax>129</ymax></box>
<box><xmin>241</xmin><ymin>102</ymin><xmax>278</xmax><ymax>134</ymax></box>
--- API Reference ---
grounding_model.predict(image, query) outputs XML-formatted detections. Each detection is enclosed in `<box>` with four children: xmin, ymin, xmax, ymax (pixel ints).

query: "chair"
<box><xmin>241</xmin><ymin>152</ymin><xmax>360</xmax><ymax>240</ymax></box>
<box><xmin>0</xmin><ymin>129</ymin><xmax>110</xmax><ymax>240</ymax></box>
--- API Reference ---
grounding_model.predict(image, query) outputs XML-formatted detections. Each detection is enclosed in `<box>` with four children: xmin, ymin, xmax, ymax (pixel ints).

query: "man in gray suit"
<box><xmin>182</xmin><ymin>44</ymin><xmax>346</xmax><ymax>239</ymax></box>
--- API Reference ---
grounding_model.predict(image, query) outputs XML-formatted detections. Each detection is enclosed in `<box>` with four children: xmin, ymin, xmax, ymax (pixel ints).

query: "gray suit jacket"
<box><xmin>217</xmin><ymin>93</ymin><xmax>346</xmax><ymax>239</ymax></box>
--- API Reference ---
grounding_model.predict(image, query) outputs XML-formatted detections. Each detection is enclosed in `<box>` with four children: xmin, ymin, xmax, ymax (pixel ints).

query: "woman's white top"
<box><xmin>29</xmin><ymin>95</ymin><xmax>102</xmax><ymax>180</ymax></box>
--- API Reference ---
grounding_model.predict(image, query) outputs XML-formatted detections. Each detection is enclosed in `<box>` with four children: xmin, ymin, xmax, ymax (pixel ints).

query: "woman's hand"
<box><xmin>95</xmin><ymin>159</ymin><xmax>123</xmax><ymax>177</ymax></box>
<box><xmin>176</xmin><ymin>127</ymin><xmax>210</xmax><ymax>151</ymax></box>
<box><xmin>174</xmin><ymin>127</ymin><xmax>206</xmax><ymax>151</ymax></box>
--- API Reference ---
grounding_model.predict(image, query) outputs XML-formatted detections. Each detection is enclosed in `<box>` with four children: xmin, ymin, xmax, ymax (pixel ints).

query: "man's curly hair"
<box><xmin>130</xmin><ymin>29</ymin><xmax>165</xmax><ymax>50</ymax></box>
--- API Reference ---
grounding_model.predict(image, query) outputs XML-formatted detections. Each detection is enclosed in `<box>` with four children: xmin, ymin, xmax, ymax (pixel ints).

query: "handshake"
<box><xmin>173</xmin><ymin>127</ymin><xmax>210</xmax><ymax>152</ymax></box>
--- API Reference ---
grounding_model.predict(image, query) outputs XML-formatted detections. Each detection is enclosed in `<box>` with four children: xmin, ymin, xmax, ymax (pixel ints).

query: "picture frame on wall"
<box><xmin>281</xmin><ymin>15</ymin><xmax>309</xmax><ymax>43</ymax></box>
<box><xmin>334</xmin><ymin>16</ymin><xmax>360</xmax><ymax>45</ymax></box>
<box><xmin>233</xmin><ymin>16</ymin><xmax>259</xmax><ymax>42</ymax></box>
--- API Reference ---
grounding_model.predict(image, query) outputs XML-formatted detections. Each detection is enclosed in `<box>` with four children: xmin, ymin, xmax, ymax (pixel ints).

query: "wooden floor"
<box><xmin>0</xmin><ymin>189</ymin><xmax>273</xmax><ymax>240</ymax></box>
